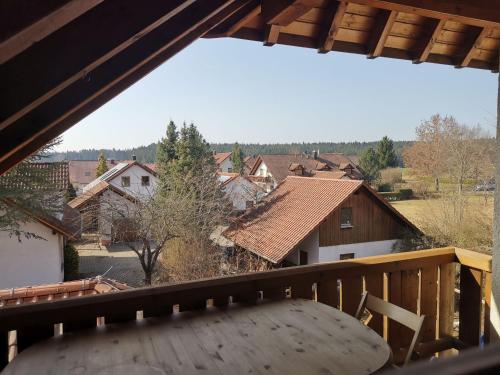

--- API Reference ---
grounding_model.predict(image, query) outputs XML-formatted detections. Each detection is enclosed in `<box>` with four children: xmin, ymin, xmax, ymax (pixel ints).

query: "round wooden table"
<box><xmin>5</xmin><ymin>299</ymin><xmax>391</xmax><ymax>374</ymax></box>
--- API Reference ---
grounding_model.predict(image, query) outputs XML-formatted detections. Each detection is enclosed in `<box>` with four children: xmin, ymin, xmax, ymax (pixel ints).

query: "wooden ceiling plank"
<box><xmin>0</xmin><ymin>0</ymin><xmax>197</xmax><ymax>132</ymax></box>
<box><xmin>262</xmin><ymin>0</ymin><xmax>319</xmax><ymax>27</ymax></box>
<box><xmin>413</xmin><ymin>18</ymin><xmax>445</xmax><ymax>64</ymax></box>
<box><xmin>0</xmin><ymin>0</ymin><xmax>241</xmax><ymax>174</ymax></box>
<box><xmin>0</xmin><ymin>0</ymin><xmax>104</xmax><ymax>65</ymax></box>
<box><xmin>456</xmin><ymin>27</ymin><xmax>493</xmax><ymax>68</ymax></box>
<box><xmin>318</xmin><ymin>1</ymin><xmax>348</xmax><ymax>53</ymax></box>
<box><xmin>366</xmin><ymin>9</ymin><xmax>397</xmax><ymax>58</ymax></box>
<box><xmin>346</xmin><ymin>0</ymin><xmax>500</xmax><ymax>29</ymax></box>
<box><xmin>226</xmin><ymin>4</ymin><xmax>261</xmax><ymax>36</ymax></box>
<box><xmin>264</xmin><ymin>24</ymin><xmax>282</xmax><ymax>46</ymax></box>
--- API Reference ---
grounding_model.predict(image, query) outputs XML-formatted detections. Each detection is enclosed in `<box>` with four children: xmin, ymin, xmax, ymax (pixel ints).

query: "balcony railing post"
<box><xmin>459</xmin><ymin>266</ymin><xmax>482</xmax><ymax>346</ymax></box>
<box><xmin>438</xmin><ymin>263</ymin><xmax>455</xmax><ymax>339</ymax></box>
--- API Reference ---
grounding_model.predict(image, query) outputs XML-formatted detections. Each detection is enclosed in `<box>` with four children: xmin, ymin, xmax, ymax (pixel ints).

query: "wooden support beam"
<box><xmin>262</xmin><ymin>0</ymin><xmax>319</xmax><ymax>27</ymax></box>
<box><xmin>0</xmin><ymin>0</ymin><xmax>104</xmax><ymax>64</ymax></box>
<box><xmin>226</xmin><ymin>3</ymin><xmax>261</xmax><ymax>36</ymax></box>
<box><xmin>0</xmin><ymin>0</ymin><xmax>241</xmax><ymax>174</ymax></box>
<box><xmin>318</xmin><ymin>1</ymin><xmax>347</xmax><ymax>53</ymax></box>
<box><xmin>413</xmin><ymin>18</ymin><xmax>445</xmax><ymax>64</ymax></box>
<box><xmin>0</xmin><ymin>0</ymin><xmax>196</xmax><ymax>132</ymax></box>
<box><xmin>346</xmin><ymin>0</ymin><xmax>500</xmax><ymax>29</ymax></box>
<box><xmin>264</xmin><ymin>24</ymin><xmax>282</xmax><ymax>46</ymax></box>
<box><xmin>456</xmin><ymin>26</ymin><xmax>493</xmax><ymax>68</ymax></box>
<box><xmin>366</xmin><ymin>9</ymin><xmax>397</xmax><ymax>59</ymax></box>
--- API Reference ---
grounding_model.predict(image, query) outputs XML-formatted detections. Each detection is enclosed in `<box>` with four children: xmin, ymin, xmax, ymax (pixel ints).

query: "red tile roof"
<box><xmin>68</xmin><ymin>160</ymin><xmax>121</xmax><ymax>185</ymax></box>
<box><xmin>311</xmin><ymin>170</ymin><xmax>348</xmax><ymax>179</ymax></box>
<box><xmin>224</xmin><ymin>177</ymin><xmax>417</xmax><ymax>264</ymax></box>
<box><xmin>68</xmin><ymin>181</ymin><xmax>109</xmax><ymax>209</ymax></box>
<box><xmin>214</xmin><ymin>152</ymin><xmax>232</xmax><ymax>165</ymax></box>
<box><xmin>0</xmin><ymin>162</ymin><xmax>70</xmax><ymax>191</ymax></box>
<box><xmin>0</xmin><ymin>277</ymin><xmax>129</xmax><ymax>307</ymax></box>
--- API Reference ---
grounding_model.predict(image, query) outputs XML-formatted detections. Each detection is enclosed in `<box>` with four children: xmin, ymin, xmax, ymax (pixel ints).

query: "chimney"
<box><xmin>110</xmin><ymin>159</ymin><xmax>115</xmax><ymax>165</ymax></box>
<box><xmin>313</xmin><ymin>150</ymin><xmax>317</xmax><ymax>160</ymax></box>
<box><xmin>132</xmin><ymin>155</ymin><xmax>137</xmax><ymax>161</ymax></box>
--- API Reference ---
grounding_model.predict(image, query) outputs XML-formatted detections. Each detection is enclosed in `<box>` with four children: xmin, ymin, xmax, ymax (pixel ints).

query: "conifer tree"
<box><xmin>359</xmin><ymin>147</ymin><xmax>380</xmax><ymax>182</ymax></box>
<box><xmin>96</xmin><ymin>152</ymin><xmax>108</xmax><ymax>177</ymax></box>
<box><xmin>376</xmin><ymin>136</ymin><xmax>398</xmax><ymax>168</ymax></box>
<box><xmin>231</xmin><ymin>143</ymin><xmax>245</xmax><ymax>175</ymax></box>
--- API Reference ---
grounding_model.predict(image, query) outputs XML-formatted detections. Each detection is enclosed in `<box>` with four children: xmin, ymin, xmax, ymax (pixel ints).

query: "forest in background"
<box><xmin>49</xmin><ymin>141</ymin><xmax>413</xmax><ymax>163</ymax></box>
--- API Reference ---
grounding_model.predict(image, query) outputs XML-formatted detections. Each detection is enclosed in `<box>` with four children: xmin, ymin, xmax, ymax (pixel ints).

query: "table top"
<box><xmin>5</xmin><ymin>299</ymin><xmax>391</xmax><ymax>375</ymax></box>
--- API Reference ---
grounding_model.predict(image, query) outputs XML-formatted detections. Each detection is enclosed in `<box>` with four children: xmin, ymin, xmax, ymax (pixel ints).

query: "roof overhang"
<box><xmin>1</xmin><ymin>0</ymin><xmax>499</xmax><ymax>174</ymax></box>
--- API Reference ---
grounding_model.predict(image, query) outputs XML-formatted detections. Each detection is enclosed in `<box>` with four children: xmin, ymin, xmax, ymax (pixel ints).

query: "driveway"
<box><xmin>75</xmin><ymin>242</ymin><xmax>144</xmax><ymax>287</ymax></box>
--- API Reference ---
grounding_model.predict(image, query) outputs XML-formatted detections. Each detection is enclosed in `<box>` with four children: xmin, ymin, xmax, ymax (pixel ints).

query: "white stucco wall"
<box><xmin>0</xmin><ymin>220</ymin><xmax>64</xmax><ymax>288</ymax></box>
<box><xmin>219</xmin><ymin>158</ymin><xmax>233</xmax><ymax>173</ymax></box>
<box><xmin>285</xmin><ymin>230</ymin><xmax>319</xmax><ymax>265</ymax></box>
<box><xmin>318</xmin><ymin>239</ymin><xmax>399</xmax><ymax>262</ymax></box>
<box><xmin>108</xmin><ymin>164</ymin><xmax>157</xmax><ymax>198</ymax></box>
<box><xmin>253</xmin><ymin>162</ymin><xmax>270</xmax><ymax>177</ymax></box>
<box><xmin>224</xmin><ymin>177</ymin><xmax>265</xmax><ymax>211</ymax></box>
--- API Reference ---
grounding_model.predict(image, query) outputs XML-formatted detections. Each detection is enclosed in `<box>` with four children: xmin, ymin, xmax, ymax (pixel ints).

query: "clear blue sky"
<box><xmin>57</xmin><ymin>37</ymin><xmax>498</xmax><ymax>151</ymax></box>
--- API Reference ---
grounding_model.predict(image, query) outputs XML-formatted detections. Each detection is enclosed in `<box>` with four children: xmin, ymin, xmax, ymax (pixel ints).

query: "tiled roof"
<box><xmin>68</xmin><ymin>160</ymin><xmax>121</xmax><ymax>185</ymax></box>
<box><xmin>218</xmin><ymin>172</ymin><xmax>240</xmax><ymax>186</ymax></box>
<box><xmin>225</xmin><ymin>177</ymin><xmax>364</xmax><ymax>263</ymax></box>
<box><xmin>68</xmin><ymin>181</ymin><xmax>109</xmax><ymax>209</ymax></box>
<box><xmin>0</xmin><ymin>162</ymin><xmax>69</xmax><ymax>191</ymax></box>
<box><xmin>0</xmin><ymin>277</ymin><xmax>129</xmax><ymax>307</ymax></box>
<box><xmin>214</xmin><ymin>152</ymin><xmax>232</xmax><ymax>165</ymax></box>
<box><xmin>249</xmin><ymin>154</ymin><xmax>363</xmax><ymax>183</ymax></box>
<box><xmin>224</xmin><ymin>177</ymin><xmax>417</xmax><ymax>264</ymax></box>
<box><xmin>311</xmin><ymin>171</ymin><xmax>348</xmax><ymax>179</ymax></box>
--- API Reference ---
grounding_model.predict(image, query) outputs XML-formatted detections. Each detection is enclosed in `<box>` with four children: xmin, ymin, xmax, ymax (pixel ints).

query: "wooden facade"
<box><xmin>319</xmin><ymin>186</ymin><xmax>413</xmax><ymax>246</ymax></box>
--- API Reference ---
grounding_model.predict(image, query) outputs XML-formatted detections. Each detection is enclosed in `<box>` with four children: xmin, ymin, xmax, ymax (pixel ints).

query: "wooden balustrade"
<box><xmin>0</xmin><ymin>247</ymin><xmax>492</xmax><ymax>370</ymax></box>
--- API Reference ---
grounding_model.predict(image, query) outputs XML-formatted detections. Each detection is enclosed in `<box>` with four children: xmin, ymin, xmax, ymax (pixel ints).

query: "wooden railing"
<box><xmin>0</xmin><ymin>247</ymin><xmax>492</xmax><ymax>370</ymax></box>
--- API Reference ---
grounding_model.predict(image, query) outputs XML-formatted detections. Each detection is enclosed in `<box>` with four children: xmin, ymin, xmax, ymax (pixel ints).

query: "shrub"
<box><xmin>378</xmin><ymin>183</ymin><xmax>393</xmax><ymax>192</ymax></box>
<box><xmin>64</xmin><ymin>243</ymin><xmax>79</xmax><ymax>280</ymax></box>
<box><xmin>399</xmin><ymin>189</ymin><xmax>413</xmax><ymax>200</ymax></box>
<box><xmin>379</xmin><ymin>192</ymin><xmax>400</xmax><ymax>201</ymax></box>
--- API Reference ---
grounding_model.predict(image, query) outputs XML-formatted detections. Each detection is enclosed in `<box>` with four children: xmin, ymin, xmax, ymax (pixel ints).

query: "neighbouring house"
<box><xmin>69</xmin><ymin>160</ymin><xmax>157</xmax><ymax>246</ymax></box>
<box><xmin>249</xmin><ymin>153</ymin><xmax>363</xmax><ymax>191</ymax></box>
<box><xmin>68</xmin><ymin>158</ymin><xmax>156</xmax><ymax>195</ymax></box>
<box><xmin>224</xmin><ymin>177</ymin><xmax>419</xmax><ymax>266</ymax></box>
<box><xmin>0</xmin><ymin>202</ymin><xmax>80</xmax><ymax>289</ymax></box>
<box><xmin>214</xmin><ymin>152</ymin><xmax>233</xmax><ymax>173</ymax></box>
<box><xmin>243</xmin><ymin>155</ymin><xmax>257</xmax><ymax>174</ymax></box>
<box><xmin>219</xmin><ymin>173</ymin><xmax>266</xmax><ymax>211</ymax></box>
<box><xmin>0</xmin><ymin>162</ymin><xmax>82</xmax><ymax>289</ymax></box>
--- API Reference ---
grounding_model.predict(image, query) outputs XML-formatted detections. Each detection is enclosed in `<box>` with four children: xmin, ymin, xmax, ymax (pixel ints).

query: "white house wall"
<box><xmin>0</xmin><ymin>220</ymin><xmax>64</xmax><ymax>288</ymax></box>
<box><xmin>108</xmin><ymin>164</ymin><xmax>157</xmax><ymax>198</ymax></box>
<box><xmin>98</xmin><ymin>189</ymin><xmax>138</xmax><ymax>244</ymax></box>
<box><xmin>224</xmin><ymin>177</ymin><xmax>265</xmax><ymax>211</ymax></box>
<box><xmin>318</xmin><ymin>239</ymin><xmax>399</xmax><ymax>262</ymax></box>
<box><xmin>219</xmin><ymin>158</ymin><xmax>233</xmax><ymax>173</ymax></box>
<box><xmin>284</xmin><ymin>230</ymin><xmax>319</xmax><ymax>265</ymax></box>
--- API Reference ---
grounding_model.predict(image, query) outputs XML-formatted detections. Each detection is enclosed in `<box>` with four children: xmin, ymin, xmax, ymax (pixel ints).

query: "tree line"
<box><xmin>49</xmin><ymin>140</ymin><xmax>413</xmax><ymax>163</ymax></box>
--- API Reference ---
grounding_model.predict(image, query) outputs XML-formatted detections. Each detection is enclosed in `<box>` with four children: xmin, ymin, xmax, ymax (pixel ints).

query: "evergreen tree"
<box><xmin>173</xmin><ymin>123</ymin><xmax>214</xmax><ymax>175</ymax></box>
<box><xmin>65</xmin><ymin>183</ymin><xmax>77</xmax><ymax>202</ymax></box>
<box><xmin>156</xmin><ymin>120</ymin><xmax>178</xmax><ymax>166</ymax></box>
<box><xmin>359</xmin><ymin>147</ymin><xmax>381</xmax><ymax>182</ymax></box>
<box><xmin>231</xmin><ymin>143</ymin><xmax>245</xmax><ymax>175</ymax></box>
<box><xmin>96</xmin><ymin>152</ymin><xmax>108</xmax><ymax>177</ymax></box>
<box><xmin>376</xmin><ymin>136</ymin><xmax>398</xmax><ymax>168</ymax></box>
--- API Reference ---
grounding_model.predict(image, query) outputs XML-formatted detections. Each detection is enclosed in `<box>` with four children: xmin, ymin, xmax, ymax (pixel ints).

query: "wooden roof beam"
<box><xmin>262</xmin><ymin>0</ymin><xmax>319</xmax><ymax>27</ymax></box>
<box><xmin>346</xmin><ymin>0</ymin><xmax>500</xmax><ymax>29</ymax></box>
<box><xmin>0</xmin><ymin>0</ymin><xmax>241</xmax><ymax>175</ymax></box>
<box><xmin>0</xmin><ymin>0</ymin><xmax>197</xmax><ymax>132</ymax></box>
<box><xmin>413</xmin><ymin>18</ymin><xmax>446</xmax><ymax>64</ymax></box>
<box><xmin>0</xmin><ymin>0</ymin><xmax>104</xmax><ymax>65</ymax></box>
<box><xmin>456</xmin><ymin>27</ymin><xmax>493</xmax><ymax>68</ymax></box>
<box><xmin>264</xmin><ymin>24</ymin><xmax>282</xmax><ymax>46</ymax></box>
<box><xmin>318</xmin><ymin>1</ymin><xmax>347</xmax><ymax>54</ymax></box>
<box><xmin>366</xmin><ymin>9</ymin><xmax>397</xmax><ymax>58</ymax></box>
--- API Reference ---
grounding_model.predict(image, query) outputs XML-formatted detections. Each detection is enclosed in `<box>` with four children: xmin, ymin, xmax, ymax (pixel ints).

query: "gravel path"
<box><xmin>76</xmin><ymin>242</ymin><xmax>144</xmax><ymax>287</ymax></box>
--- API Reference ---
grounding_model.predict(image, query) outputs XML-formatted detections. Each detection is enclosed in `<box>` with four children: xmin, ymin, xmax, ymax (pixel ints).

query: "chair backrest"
<box><xmin>355</xmin><ymin>291</ymin><xmax>425</xmax><ymax>366</ymax></box>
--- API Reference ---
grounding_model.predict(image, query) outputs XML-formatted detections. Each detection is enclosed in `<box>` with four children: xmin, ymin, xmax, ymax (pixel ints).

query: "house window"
<box><xmin>340</xmin><ymin>253</ymin><xmax>355</xmax><ymax>260</ymax></box>
<box><xmin>121</xmin><ymin>176</ymin><xmax>130</xmax><ymax>187</ymax></box>
<box><xmin>340</xmin><ymin>207</ymin><xmax>353</xmax><ymax>228</ymax></box>
<box><xmin>228</xmin><ymin>168</ymin><xmax>233</xmax><ymax>173</ymax></box>
<box><xmin>141</xmin><ymin>176</ymin><xmax>150</xmax><ymax>186</ymax></box>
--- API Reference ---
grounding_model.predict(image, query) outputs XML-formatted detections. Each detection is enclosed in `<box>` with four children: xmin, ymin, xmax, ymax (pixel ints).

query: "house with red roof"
<box><xmin>224</xmin><ymin>177</ymin><xmax>419</xmax><ymax>266</ymax></box>
<box><xmin>214</xmin><ymin>152</ymin><xmax>233</xmax><ymax>173</ymax></box>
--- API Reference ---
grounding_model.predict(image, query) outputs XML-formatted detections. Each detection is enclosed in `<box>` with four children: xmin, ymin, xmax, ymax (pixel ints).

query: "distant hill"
<box><xmin>49</xmin><ymin>141</ymin><xmax>413</xmax><ymax>164</ymax></box>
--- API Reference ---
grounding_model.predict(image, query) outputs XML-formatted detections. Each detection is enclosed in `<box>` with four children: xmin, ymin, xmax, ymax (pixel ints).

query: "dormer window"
<box><xmin>340</xmin><ymin>207</ymin><xmax>353</xmax><ymax>229</ymax></box>
<box><xmin>141</xmin><ymin>176</ymin><xmax>150</xmax><ymax>186</ymax></box>
<box><xmin>121</xmin><ymin>176</ymin><xmax>130</xmax><ymax>187</ymax></box>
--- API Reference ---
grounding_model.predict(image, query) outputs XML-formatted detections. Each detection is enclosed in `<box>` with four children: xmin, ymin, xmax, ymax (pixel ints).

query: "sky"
<box><xmin>56</xmin><ymin>37</ymin><xmax>498</xmax><ymax>152</ymax></box>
